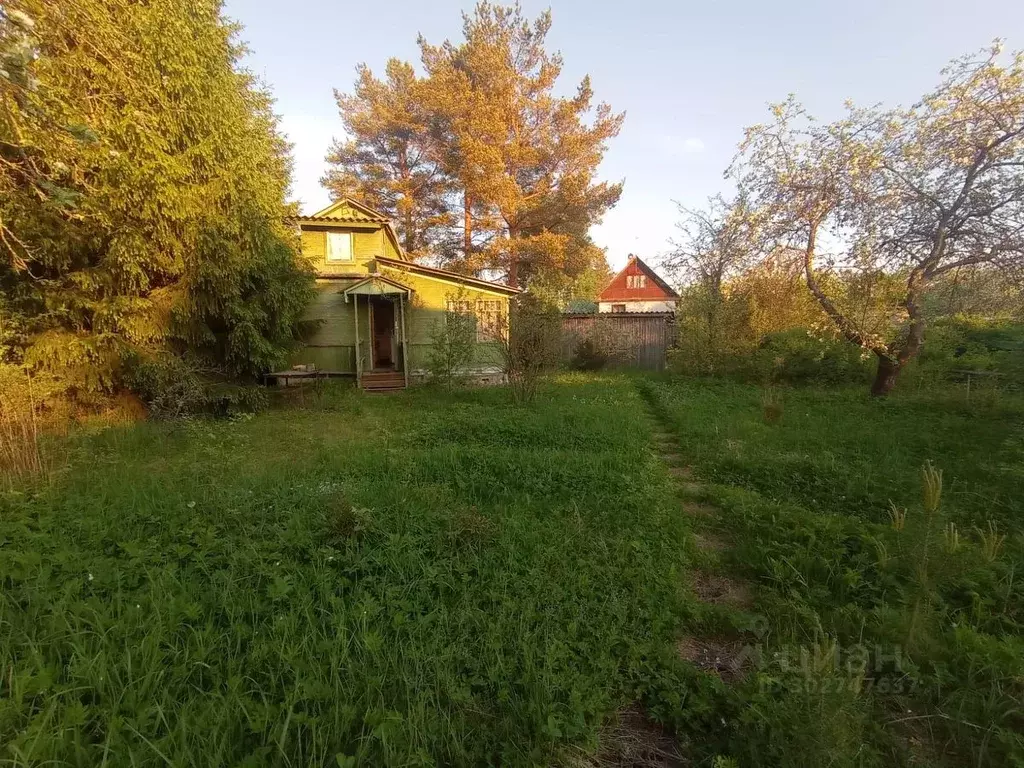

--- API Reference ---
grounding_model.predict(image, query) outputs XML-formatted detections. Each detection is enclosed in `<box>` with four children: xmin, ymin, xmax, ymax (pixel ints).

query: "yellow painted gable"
<box><xmin>297</xmin><ymin>197</ymin><xmax>403</xmax><ymax>276</ymax></box>
<box><xmin>299</xmin><ymin>226</ymin><xmax>397</xmax><ymax>276</ymax></box>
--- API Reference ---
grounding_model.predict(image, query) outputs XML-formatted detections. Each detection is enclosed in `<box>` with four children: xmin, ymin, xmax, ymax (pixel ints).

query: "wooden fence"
<box><xmin>561</xmin><ymin>313</ymin><xmax>675</xmax><ymax>371</ymax></box>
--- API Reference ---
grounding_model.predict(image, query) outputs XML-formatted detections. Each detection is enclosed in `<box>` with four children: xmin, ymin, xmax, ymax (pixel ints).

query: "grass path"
<box><xmin>637</xmin><ymin>382</ymin><xmax>757</xmax><ymax>687</ymax></box>
<box><xmin>636</xmin><ymin>376</ymin><xmax>1024</xmax><ymax>767</ymax></box>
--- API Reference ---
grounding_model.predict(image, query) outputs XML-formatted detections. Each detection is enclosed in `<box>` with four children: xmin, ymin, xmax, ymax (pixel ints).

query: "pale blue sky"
<box><xmin>224</xmin><ymin>0</ymin><xmax>1023</xmax><ymax>270</ymax></box>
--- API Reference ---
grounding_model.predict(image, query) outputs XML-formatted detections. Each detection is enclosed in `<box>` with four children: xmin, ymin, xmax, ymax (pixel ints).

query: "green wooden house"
<box><xmin>291</xmin><ymin>199</ymin><xmax>519</xmax><ymax>390</ymax></box>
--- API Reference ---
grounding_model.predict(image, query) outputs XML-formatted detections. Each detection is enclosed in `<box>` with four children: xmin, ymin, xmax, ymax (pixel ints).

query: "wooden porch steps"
<box><xmin>360</xmin><ymin>370</ymin><xmax>407</xmax><ymax>392</ymax></box>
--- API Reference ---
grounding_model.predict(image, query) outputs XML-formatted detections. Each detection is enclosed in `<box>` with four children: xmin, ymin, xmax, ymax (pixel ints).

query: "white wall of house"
<box><xmin>598</xmin><ymin>300</ymin><xmax>677</xmax><ymax>314</ymax></box>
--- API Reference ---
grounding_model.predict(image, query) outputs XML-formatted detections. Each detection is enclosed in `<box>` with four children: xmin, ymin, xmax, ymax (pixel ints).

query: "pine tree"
<box><xmin>322</xmin><ymin>60</ymin><xmax>454</xmax><ymax>257</ymax></box>
<box><xmin>418</xmin><ymin>2</ymin><xmax>623</xmax><ymax>287</ymax></box>
<box><xmin>0</xmin><ymin>0</ymin><xmax>313</xmax><ymax>391</ymax></box>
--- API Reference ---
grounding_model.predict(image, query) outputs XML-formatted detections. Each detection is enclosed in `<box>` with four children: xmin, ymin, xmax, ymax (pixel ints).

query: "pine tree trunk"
<box><xmin>463</xmin><ymin>193</ymin><xmax>472</xmax><ymax>261</ymax></box>
<box><xmin>400</xmin><ymin>148</ymin><xmax>414</xmax><ymax>253</ymax></box>
<box><xmin>507</xmin><ymin>223</ymin><xmax>519</xmax><ymax>288</ymax></box>
<box><xmin>405</xmin><ymin>214</ymin><xmax>415</xmax><ymax>253</ymax></box>
<box><xmin>871</xmin><ymin>356</ymin><xmax>901</xmax><ymax>397</ymax></box>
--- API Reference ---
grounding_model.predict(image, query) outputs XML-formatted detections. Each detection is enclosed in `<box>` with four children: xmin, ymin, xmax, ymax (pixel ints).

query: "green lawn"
<box><xmin>2</xmin><ymin>374</ymin><xmax>1022</xmax><ymax>766</ymax></box>
<box><xmin>0</xmin><ymin>375</ymin><xmax>694</xmax><ymax>766</ymax></box>
<box><xmin>641</xmin><ymin>377</ymin><xmax>1024</xmax><ymax>767</ymax></box>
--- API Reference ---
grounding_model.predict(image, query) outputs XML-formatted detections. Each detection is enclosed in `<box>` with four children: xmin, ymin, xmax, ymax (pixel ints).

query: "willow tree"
<box><xmin>0</xmin><ymin>0</ymin><xmax>312</xmax><ymax>391</ymax></box>
<box><xmin>322</xmin><ymin>60</ymin><xmax>454</xmax><ymax>257</ymax></box>
<box><xmin>418</xmin><ymin>2</ymin><xmax>623</xmax><ymax>287</ymax></box>
<box><xmin>734</xmin><ymin>43</ymin><xmax>1024</xmax><ymax>395</ymax></box>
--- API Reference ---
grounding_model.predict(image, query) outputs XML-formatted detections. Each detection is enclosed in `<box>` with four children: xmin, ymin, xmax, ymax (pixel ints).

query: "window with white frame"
<box><xmin>626</xmin><ymin>273</ymin><xmax>647</xmax><ymax>289</ymax></box>
<box><xmin>476</xmin><ymin>299</ymin><xmax>502</xmax><ymax>341</ymax></box>
<box><xmin>326</xmin><ymin>232</ymin><xmax>353</xmax><ymax>262</ymax></box>
<box><xmin>445</xmin><ymin>298</ymin><xmax>504</xmax><ymax>341</ymax></box>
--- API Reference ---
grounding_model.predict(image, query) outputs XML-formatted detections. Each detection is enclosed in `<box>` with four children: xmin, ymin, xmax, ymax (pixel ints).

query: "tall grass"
<box><xmin>0</xmin><ymin>375</ymin><xmax>694</xmax><ymax>766</ymax></box>
<box><xmin>0</xmin><ymin>372</ymin><xmax>44</xmax><ymax>487</ymax></box>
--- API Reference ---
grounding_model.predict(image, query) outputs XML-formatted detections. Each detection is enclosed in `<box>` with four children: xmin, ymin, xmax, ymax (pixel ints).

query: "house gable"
<box><xmin>296</xmin><ymin>198</ymin><xmax>405</xmax><ymax>276</ymax></box>
<box><xmin>598</xmin><ymin>255</ymin><xmax>679</xmax><ymax>302</ymax></box>
<box><xmin>304</xmin><ymin>199</ymin><xmax>390</xmax><ymax>223</ymax></box>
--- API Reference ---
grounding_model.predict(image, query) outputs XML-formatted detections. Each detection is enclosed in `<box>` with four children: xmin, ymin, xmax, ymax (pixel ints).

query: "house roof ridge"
<box><xmin>376</xmin><ymin>256</ymin><xmax>521</xmax><ymax>295</ymax></box>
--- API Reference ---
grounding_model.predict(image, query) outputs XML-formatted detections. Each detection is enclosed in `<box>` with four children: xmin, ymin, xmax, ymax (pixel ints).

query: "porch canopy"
<box><xmin>341</xmin><ymin>274</ymin><xmax>411</xmax><ymax>298</ymax></box>
<box><xmin>341</xmin><ymin>275</ymin><xmax>412</xmax><ymax>387</ymax></box>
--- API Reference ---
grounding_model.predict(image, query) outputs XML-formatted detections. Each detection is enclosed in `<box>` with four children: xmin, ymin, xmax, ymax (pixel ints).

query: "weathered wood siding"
<box><xmin>291</xmin><ymin>274</ymin><xmax>508</xmax><ymax>374</ymax></box>
<box><xmin>299</xmin><ymin>227</ymin><xmax>394</xmax><ymax>277</ymax></box>
<box><xmin>562</xmin><ymin>313</ymin><xmax>674</xmax><ymax>371</ymax></box>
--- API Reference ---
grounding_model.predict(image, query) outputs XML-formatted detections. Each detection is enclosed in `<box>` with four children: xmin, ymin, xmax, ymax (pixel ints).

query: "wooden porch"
<box><xmin>343</xmin><ymin>274</ymin><xmax>412</xmax><ymax>391</ymax></box>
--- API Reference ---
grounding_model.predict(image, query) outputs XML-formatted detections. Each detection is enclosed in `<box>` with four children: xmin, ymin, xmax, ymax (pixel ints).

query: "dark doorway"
<box><xmin>370</xmin><ymin>297</ymin><xmax>395</xmax><ymax>369</ymax></box>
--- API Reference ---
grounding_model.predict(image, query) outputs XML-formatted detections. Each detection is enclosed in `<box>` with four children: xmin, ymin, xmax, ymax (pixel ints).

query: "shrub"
<box><xmin>427</xmin><ymin>300</ymin><xmax>477</xmax><ymax>389</ymax></box>
<box><xmin>497</xmin><ymin>297</ymin><xmax>562</xmax><ymax>404</ymax></box>
<box><xmin>122</xmin><ymin>353</ymin><xmax>266</xmax><ymax>420</ymax></box>
<box><xmin>906</xmin><ymin>317</ymin><xmax>1024</xmax><ymax>390</ymax></box>
<box><xmin>761</xmin><ymin>388</ymin><xmax>783</xmax><ymax>424</ymax></box>
<box><xmin>570</xmin><ymin>323</ymin><xmax>633</xmax><ymax>371</ymax></box>
<box><xmin>571</xmin><ymin>336</ymin><xmax>609</xmax><ymax>370</ymax></box>
<box><xmin>752</xmin><ymin>329</ymin><xmax>874</xmax><ymax>386</ymax></box>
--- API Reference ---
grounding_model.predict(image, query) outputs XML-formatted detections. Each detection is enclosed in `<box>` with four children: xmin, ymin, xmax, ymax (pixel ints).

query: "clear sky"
<box><xmin>224</xmin><ymin>0</ymin><xmax>1024</xmax><ymax>270</ymax></box>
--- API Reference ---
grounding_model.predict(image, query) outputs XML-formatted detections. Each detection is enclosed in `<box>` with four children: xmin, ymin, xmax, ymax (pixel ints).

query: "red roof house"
<box><xmin>597</xmin><ymin>255</ymin><xmax>679</xmax><ymax>314</ymax></box>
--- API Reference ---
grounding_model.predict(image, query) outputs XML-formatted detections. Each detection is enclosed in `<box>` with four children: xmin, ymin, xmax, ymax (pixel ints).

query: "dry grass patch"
<box><xmin>676</xmin><ymin>635</ymin><xmax>753</xmax><ymax>684</ymax></box>
<box><xmin>666</xmin><ymin>465</ymin><xmax>693</xmax><ymax>479</ymax></box>
<box><xmin>690</xmin><ymin>570</ymin><xmax>753</xmax><ymax>609</ymax></box>
<box><xmin>679</xmin><ymin>481</ymin><xmax>704</xmax><ymax>496</ymax></box>
<box><xmin>0</xmin><ymin>374</ymin><xmax>45</xmax><ymax>488</ymax></box>
<box><xmin>692</xmin><ymin>531</ymin><xmax>730</xmax><ymax>552</ymax></box>
<box><xmin>680</xmin><ymin>501</ymin><xmax>718</xmax><ymax>518</ymax></box>
<box><xmin>571</xmin><ymin>706</ymin><xmax>687</xmax><ymax>768</ymax></box>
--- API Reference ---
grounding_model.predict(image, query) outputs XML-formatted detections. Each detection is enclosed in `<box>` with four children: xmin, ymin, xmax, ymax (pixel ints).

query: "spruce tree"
<box><xmin>0</xmin><ymin>0</ymin><xmax>313</xmax><ymax>391</ymax></box>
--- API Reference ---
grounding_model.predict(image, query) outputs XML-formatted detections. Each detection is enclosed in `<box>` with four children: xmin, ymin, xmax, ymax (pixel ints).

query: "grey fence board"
<box><xmin>561</xmin><ymin>313</ymin><xmax>674</xmax><ymax>370</ymax></box>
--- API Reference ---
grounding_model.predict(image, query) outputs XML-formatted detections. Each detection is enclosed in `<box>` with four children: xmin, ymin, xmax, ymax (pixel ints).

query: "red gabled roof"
<box><xmin>599</xmin><ymin>255</ymin><xmax>679</xmax><ymax>302</ymax></box>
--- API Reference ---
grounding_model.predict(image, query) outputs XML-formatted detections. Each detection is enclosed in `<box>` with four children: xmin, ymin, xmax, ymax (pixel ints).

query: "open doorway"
<box><xmin>370</xmin><ymin>297</ymin><xmax>395</xmax><ymax>370</ymax></box>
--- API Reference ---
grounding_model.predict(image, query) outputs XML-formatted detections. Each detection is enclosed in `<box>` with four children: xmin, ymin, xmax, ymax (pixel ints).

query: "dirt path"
<box><xmin>639</xmin><ymin>386</ymin><xmax>757</xmax><ymax>683</ymax></box>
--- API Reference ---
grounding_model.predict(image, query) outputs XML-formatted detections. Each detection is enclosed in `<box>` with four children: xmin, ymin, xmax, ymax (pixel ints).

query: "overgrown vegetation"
<box><xmin>426</xmin><ymin>297</ymin><xmax>477</xmax><ymax>389</ymax></box>
<box><xmin>497</xmin><ymin>297</ymin><xmax>563</xmax><ymax>403</ymax></box>
<box><xmin>641</xmin><ymin>376</ymin><xmax>1024</xmax><ymax>766</ymax></box>
<box><xmin>0</xmin><ymin>376</ymin><xmax>694</xmax><ymax>765</ymax></box>
<box><xmin>2</xmin><ymin>372</ymin><xmax>1022</xmax><ymax>764</ymax></box>
<box><xmin>0</xmin><ymin>1</ymin><xmax>313</xmax><ymax>406</ymax></box>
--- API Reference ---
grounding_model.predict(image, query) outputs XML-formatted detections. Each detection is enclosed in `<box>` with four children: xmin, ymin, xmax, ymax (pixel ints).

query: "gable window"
<box><xmin>326</xmin><ymin>232</ymin><xmax>353</xmax><ymax>262</ymax></box>
<box><xmin>626</xmin><ymin>274</ymin><xmax>647</xmax><ymax>289</ymax></box>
